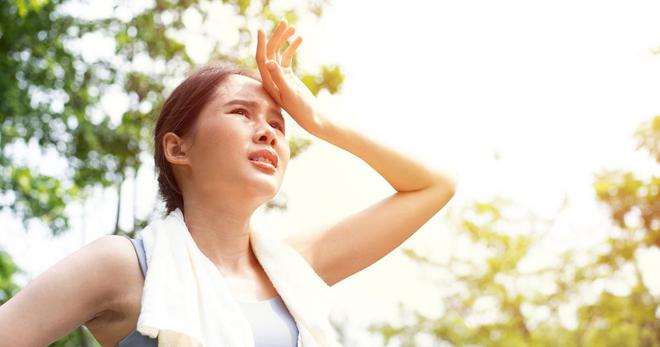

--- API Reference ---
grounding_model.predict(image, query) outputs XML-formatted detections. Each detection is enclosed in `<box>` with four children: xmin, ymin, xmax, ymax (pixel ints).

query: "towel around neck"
<box><xmin>135</xmin><ymin>207</ymin><xmax>343</xmax><ymax>347</ymax></box>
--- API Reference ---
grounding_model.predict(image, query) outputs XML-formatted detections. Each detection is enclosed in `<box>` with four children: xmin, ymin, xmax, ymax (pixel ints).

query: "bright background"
<box><xmin>2</xmin><ymin>0</ymin><xmax>660</xmax><ymax>344</ymax></box>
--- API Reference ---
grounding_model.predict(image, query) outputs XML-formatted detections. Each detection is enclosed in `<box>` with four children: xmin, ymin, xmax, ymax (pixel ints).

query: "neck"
<box><xmin>180</xmin><ymin>196</ymin><xmax>262</xmax><ymax>277</ymax></box>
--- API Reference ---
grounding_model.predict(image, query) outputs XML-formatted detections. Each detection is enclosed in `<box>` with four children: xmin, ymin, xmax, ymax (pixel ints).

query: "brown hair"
<box><xmin>153</xmin><ymin>62</ymin><xmax>261</xmax><ymax>216</ymax></box>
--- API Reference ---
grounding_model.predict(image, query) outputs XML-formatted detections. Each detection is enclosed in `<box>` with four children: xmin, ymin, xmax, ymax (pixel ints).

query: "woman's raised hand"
<box><xmin>256</xmin><ymin>19</ymin><xmax>326</xmax><ymax>136</ymax></box>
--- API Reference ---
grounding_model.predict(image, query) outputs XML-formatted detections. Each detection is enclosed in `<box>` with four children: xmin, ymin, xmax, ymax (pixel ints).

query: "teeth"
<box><xmin>252</xmin><ymin>157</ymin><xmax>274</xmax><ymax>166</ymax></box>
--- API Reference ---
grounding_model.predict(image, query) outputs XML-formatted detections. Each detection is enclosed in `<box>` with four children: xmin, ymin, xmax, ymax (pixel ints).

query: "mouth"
<box><xmin>249</xmin><ymin>159</ymin><xmax>277</xmax><ymax>173</ymax></box>
<box><xmin>247</xmin><ymin>148</ymin><xmax>279</xmax><ymax>169</ymax></box>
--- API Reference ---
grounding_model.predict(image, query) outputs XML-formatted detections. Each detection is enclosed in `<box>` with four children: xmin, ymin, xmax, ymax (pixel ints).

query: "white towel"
<box><xmin>134</xmin><ymin>207</ymin><xmax>343</xmax><ymax>347</ymax></box>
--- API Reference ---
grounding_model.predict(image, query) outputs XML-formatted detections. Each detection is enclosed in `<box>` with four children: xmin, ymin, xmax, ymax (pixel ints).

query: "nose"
<box><xmin>253</xmin><ymin>118</ymin><xmax>278</xmax><ymax>146</ymax></box>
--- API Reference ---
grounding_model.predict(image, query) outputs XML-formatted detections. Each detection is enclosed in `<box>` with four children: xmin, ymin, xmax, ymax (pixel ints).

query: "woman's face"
<box><xmin>179</xmin><ymin>74</ymin><xmax>290</xmax><ymax>204</ymax></box>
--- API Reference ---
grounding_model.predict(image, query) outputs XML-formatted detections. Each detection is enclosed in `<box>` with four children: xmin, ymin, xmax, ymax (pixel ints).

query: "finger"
<box><xmin>277</xmin><ymin>26</ymin><xmax>296</xmax><ymax>52</ymax></box>
<box><xmin>256</xmin><ymin>29</ymin><xmax>281</xmax><ymax>102</ymax></box>
<box><xmin>256</xmin><ymin>29</ymin><xmax>274</xmax><ymax>83</ymax></box>
<box><xmin>266</xmin><ymin>60</ymin><xmax>288</xmax><ymax>94</ymax></box>
<box><xmin>259</xmin><ymin>65</ymin><xmax>281</xmax><ymax>104</ymax></box>
<box><xmin>267</xmin><ymin>19</ymin><xmax>289</xmax><ymax>60</ymax></box>
<box><xmin>281</xmin><ymin>35</ymin><xmax>302</xmax><ymax>68</ymax></box>
<box><xmin>256</xmin><ymin>28</ymin><xmax>268</xmax><ymax>64</ymax></box>
<box><xmin>275</xmin><ymin>27</ymin><xmax>295</xmax><ymax>63</ymax></box>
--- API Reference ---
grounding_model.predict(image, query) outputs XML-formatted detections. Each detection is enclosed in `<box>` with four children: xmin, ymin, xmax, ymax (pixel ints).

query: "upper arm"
<box><xmin>285</xmin><ymin>182</ymin><xmax>456</xmax><ymax>287</ymax></box>
<box><xmin>0</xmin><ymin>235</ymin><xmax>132</xmax><ymax>346</ymax></box>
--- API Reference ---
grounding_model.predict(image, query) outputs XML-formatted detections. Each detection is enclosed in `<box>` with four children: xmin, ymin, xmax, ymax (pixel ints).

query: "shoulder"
<box><xmin>0</xmin><ymin>235</ymin><xmax>143</xmax><ymax>345</ymax></box>
<box><xmin>72</xmin><ymin>235</ymin><xmax>144</xmax><ymax>319</ymax></box>
<box><xmin>82</xmin><ymin>235</ymin><xmax>140</xmax><ymax>278</ymax></box>
<box><xmin>83</xmin><ymin>235</ymin><xmax>145</xmax><ymax>316</ymax></box>
<box><xmin>91</xmin><ymin>234</ymin><xmax>139</xmax><ymax>263</ymax></box>
<box><xmin>61</xmin><ymin>235</ymin><xmax>140</xmax><ymax>297</ymax></box>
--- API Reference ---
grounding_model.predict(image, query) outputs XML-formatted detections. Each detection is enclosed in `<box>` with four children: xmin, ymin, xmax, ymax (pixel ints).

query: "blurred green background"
<box><xmin>1</xmin><ymin>0</ymin><xmax>658</xmax><ymax>346</ymax></box>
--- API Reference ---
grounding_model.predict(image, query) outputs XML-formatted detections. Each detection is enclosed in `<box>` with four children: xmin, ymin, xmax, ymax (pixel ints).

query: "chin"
<box><xmin>244</xmin><ymin>179</ymin><xmax>280</xmax><ymax>198</ymax></box>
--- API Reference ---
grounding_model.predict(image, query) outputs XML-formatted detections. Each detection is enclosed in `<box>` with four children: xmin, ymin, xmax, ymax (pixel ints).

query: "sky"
<box><xmin>2</xmin><ymin>0</ymin><xmax>660</xmax><ymax>345</ymax></box>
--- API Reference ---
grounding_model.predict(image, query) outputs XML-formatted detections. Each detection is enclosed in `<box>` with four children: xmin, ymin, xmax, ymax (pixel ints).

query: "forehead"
<box><xmin>214</xmin><ymin>74</ymin><xmax>280</xmax><ymax>113</ymax></box>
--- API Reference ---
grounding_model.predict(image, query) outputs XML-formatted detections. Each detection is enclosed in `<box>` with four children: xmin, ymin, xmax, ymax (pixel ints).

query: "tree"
<box><xmin>1</xmin><ymin>0</ymin><xmax>344</xmax><ymax>344</ymax></box>
<box><xmin>578</xmin><ymin>116</ymin><xmax>659</xmax><ymax>346</ymax></box>
<box><xmin>369</xmin><ymin>116</ymin><xmax>659</xmax><ymax>346</ymax></box>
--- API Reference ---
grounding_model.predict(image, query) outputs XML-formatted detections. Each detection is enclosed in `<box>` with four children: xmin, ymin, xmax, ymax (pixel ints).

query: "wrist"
<box><xmin>310</xmin><ymin>112</ymin><xmax>342</xmax><ymax>143</ymax></box>
<box><xmin>305</xmin><ymin>108</ymin><xmax>325</xmax><ymax>134</ymax></box>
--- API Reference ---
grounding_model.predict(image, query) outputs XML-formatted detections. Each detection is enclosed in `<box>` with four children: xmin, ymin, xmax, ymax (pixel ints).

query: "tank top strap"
<box><xmin>124</xmin><ymin>236</ymin><xmax>148</xmax><ymax>277</ymax></box>
<box><xmin>116</xmin><ymin>236</ymin><xmax>157</xmax><ymax>347</ymax></box>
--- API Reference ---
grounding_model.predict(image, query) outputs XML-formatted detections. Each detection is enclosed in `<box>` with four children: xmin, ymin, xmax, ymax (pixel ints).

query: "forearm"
<box><xmin>311</xmin><ymin>112</ymin><xmax>457</xmax><ymax>193</ymax></box>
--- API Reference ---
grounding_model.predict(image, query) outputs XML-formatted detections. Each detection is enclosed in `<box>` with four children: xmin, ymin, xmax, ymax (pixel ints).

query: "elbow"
<box><xmin>428</xmin><ymin>172</ymin><xmax>458</xmax><ymax>208</ymax></box>
<box><xmin>432</xmin><ymin>170</ymin><xmax>459</xmax><ymax>196</ymax></box>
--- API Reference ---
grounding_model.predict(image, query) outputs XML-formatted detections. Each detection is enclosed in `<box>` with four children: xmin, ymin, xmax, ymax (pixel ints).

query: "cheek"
<box><xmin>279</xmin><ymin>149</ymin><xmax>291</xmax><ymax>172</ymax></box>
<box><xmin>193</xmin><ymin>120</ymin><xmax>244</xmax><ymax>164</ymax></box>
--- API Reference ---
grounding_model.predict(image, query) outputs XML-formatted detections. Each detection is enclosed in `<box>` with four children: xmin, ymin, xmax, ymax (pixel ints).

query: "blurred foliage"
<box><xmin>1</xmin><ymin>0</ymin><xmax>343</xmax><ymax>236</ymax></box>
<box><xmin>370</xmin><ymin>116</ymin><xmax>660</xmax><ymax>346</ymax></box>
<box><xmin>634</xmin><ymin>111</ymin><xmax>660</xmax><ymax>163</ymax></box>
<box><xmin>0</xmin><ymin>250</ymin><xmax>23</xmax><ymax>305</ymax></box>
<box><xmin>0</xmin><ymin>0</ymin><xmax>343</xmax><ymax>345</ymax></box>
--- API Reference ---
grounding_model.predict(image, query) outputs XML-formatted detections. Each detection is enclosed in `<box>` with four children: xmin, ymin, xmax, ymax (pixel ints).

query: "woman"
<box><xmin>0</xmin><ymin>19</ymin><xmax>457</xmax><ymax>346</ymax></box>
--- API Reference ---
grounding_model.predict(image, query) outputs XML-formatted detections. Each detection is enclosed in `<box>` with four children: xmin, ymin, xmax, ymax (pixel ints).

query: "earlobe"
<box><xmin>163</xmin><ymin>132</ymin><xmax>190</xmax><ymax>165</ymax></box>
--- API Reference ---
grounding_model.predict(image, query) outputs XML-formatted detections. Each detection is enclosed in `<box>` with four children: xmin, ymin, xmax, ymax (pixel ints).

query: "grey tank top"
<box><xmin>117</xmin><ymin>236</ymin><xmax>299</xmax><ymax>346</ymax></box>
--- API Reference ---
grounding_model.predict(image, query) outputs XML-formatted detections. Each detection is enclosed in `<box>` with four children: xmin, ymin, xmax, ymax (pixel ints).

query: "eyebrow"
<box><xmin>222</xmin><ymin>99</ymin><xmax>284</xmax><ymax>124</ymax></box>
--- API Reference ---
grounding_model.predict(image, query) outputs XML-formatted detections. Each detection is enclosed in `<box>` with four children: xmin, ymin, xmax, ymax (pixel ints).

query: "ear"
<box><xmin>163</xmin><ymin>132</ymin><xmax>191</xmax><ymax>166</ymax></box>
